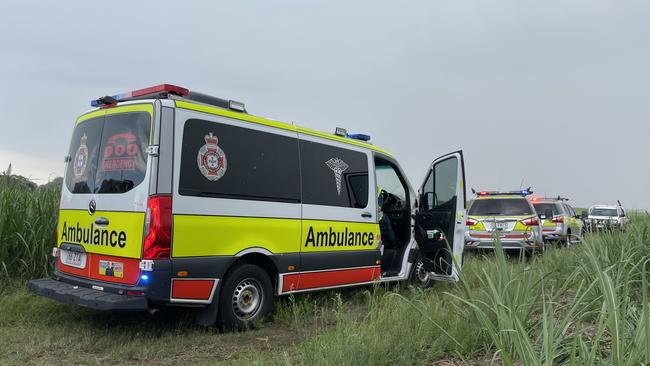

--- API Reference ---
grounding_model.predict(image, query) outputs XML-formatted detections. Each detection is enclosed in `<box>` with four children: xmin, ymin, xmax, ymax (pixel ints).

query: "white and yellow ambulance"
<box><xmin>28</xmin><ymin>84</ymin><xmax>467</xmax><ymax>329</ymax></box>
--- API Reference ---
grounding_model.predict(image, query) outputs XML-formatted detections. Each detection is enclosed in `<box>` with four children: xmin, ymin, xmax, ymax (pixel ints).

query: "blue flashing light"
<box><xmin>140</xmin><ymin>274</ymin><xmax>149</xmax><ymax>282</ymax></box>
<box><xmin>347</xmin><ymin>134</ymin><xmax>371</xmax><ymax>142</ymax></box>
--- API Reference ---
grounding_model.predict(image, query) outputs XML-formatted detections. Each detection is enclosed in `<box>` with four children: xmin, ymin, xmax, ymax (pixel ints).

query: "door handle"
<box><xmin>361</xmin><ymin>212</ymin><xmax>372</xmax><ymax>218</ymax></box>
<box><xmin>95</xmin><ymin>217</ymin><xmax>109</xmax><ymax>226</ymax></box>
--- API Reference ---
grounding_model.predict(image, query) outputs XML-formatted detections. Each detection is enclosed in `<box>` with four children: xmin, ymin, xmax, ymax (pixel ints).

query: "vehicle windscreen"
<box><xmin>532</xmin><ymin>203</ymin><xmax>559</xmax><ymax>216</ymax></box>
<box><xmin>469</xmin><ymin>198</ymin><xmax>533</xmax><ymax>216</ymax></box>
<box><xmin>65</xmin><ymin>112</ymin><xmax>151</xmax><ymax>194</ymax></box>
<box><xmin>590</xmin><ymin>208</ymin><xmax>618</xmax><ymax>216</ymax></box>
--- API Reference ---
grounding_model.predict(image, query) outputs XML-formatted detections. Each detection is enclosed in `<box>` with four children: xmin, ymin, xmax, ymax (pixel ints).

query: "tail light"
<box><xmin>521</xmin><ymin>217</ymin><xmax>539</xmax><ymax>226</ymax></box>
<box><xmin>142</xmin><ymin>195</ymin><xmax>172</xmax><ymax>260</ymax></box>
<box><xmin>551</xmin><ymin>215</ymin><xmax>564</xmax><ymax>223</ymax></box>
<box><xmin>466</xmin><ymin>218</ymin><xmax>479</xmax><ymax>226</ymax></box>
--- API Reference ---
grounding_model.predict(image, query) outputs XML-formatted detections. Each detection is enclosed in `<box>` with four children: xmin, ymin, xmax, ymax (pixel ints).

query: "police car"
<box><xmin>28</xmin><ymin>84</ymin><xmax>468</xmax><ymax>329</ymax></box>
<box><xmin>464</xmin><ymin>189</ymin><xmax>544</xmax><ymax>254</ymax></box>
<box><xmin>530</xmin><ymin>196</ymin><xmax>584</xmax><ymax>245</ymax></box>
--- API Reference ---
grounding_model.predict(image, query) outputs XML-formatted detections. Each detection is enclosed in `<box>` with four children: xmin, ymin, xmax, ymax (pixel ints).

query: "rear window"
<box><xmin>532</xmin><ymin>203</ymin><xmax>559</xmax><ymax>216</ymax></box>
<box><xmin>469</xmin><ymin>198</ymin><xmax>534</xmax><ymax>216</ymax></box>
<box><xmin>65</xmin><ymin>112</ymin><xmax>151</xmax><ymax>194</ymax></box>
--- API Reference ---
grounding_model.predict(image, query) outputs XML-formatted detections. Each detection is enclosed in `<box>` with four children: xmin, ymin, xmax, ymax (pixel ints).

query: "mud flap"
<box><xmin>193</xmin><ymin>282</ymin><xmax>221</xmax><ymax>327</ymax></box>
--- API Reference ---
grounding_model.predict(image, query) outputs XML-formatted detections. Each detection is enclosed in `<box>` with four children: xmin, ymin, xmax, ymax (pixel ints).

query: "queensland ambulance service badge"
<box><xmin>73</xmin><ymin>134</ymin><xmax>89</xmax><ymax>179</ymax></box>
<box><xmin>197</xmin><ymin>132</ymin><xmax>227</xmax><ymax>181</ymax></box>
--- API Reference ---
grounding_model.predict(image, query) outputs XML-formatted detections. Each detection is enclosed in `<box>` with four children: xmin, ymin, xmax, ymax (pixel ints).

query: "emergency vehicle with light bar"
<box><xmin>529</xmin><ymin>196</ymin><xmax>584</xmax><ymax>245</ymax></box>
<box><xmin>28</xmin><ymin>84</ymin><xmax>468</xmax><ymax>329</ymax></box>
<box><xmin>464</xmin><ymin>189</ymin><xmax>544</xmax><ymax>254</ymax></box>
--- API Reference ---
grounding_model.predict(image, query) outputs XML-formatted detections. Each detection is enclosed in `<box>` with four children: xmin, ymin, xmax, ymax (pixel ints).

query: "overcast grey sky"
<box><xmin>1</xmin><ymin>0</ymin><xmax>648</xmax><ymax>209</ymax></box>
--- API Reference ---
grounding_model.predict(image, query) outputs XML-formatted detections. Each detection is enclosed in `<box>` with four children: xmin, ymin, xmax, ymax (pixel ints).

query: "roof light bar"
<box><xmin>474</xmin><ymin>187</ymin><xmax>533</xmax><ymax>197</ymax></box>
<box><xmin>91</xmin><ymin>84</ymin><xmax>190</xmax><ymax>107</ymax></box>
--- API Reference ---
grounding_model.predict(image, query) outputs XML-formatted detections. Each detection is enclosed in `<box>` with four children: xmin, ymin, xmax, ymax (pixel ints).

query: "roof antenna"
<box><xmin>519</xmin><ymin>177</ymin><xmax>525</xmax><ymax>190</ymax></box>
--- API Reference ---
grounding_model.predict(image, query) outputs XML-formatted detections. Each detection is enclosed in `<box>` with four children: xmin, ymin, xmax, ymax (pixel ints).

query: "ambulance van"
<box><xmin>28</xmin><ymin>84</ymin><xmax>467</xmax><ymax>329</ymax></box>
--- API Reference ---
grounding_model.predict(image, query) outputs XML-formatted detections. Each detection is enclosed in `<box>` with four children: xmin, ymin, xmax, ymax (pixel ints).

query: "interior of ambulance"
<box><xmin>374</xmin><ymin>158</ymin><xmax>412</xmax><ymax>277</ymax></box>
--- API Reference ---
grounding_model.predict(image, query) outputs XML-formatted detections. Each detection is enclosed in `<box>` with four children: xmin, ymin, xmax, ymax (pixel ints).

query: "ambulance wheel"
<box><xmin>409</xmin><ymin>256</ymin><xmax>434</xmax><ymax>288</ymax></box>
<box><xmin>218</xmin><ymin>264</ymin><xmax>273</xmax><ymax>331</ymax></box>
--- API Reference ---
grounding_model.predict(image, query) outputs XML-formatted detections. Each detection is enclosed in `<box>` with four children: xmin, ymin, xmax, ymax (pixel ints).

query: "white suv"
<box><xmin>586</xmin><ymin>204</ymin><xmax>629</xmax><ymax>231</ymax></box>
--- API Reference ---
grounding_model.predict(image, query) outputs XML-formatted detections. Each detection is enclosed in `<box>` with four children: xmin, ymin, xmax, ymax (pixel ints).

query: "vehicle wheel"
<box><xmin>409</xmin><ymin>255</ymin><xmax>435</xmax><ymax>288</ymax></box>
<box><xmin>218</xmin><ymin>264</ymin><xmax>273</xmax><ymax>331</ymax></box>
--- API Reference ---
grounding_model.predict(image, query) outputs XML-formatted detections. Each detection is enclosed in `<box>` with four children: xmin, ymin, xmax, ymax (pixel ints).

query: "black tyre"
<box><xmin>409</xmin><ymin>255</ymin><xmax>435</xmax><ymax>288</ymax></box>
<box><xmin>218</xmin><ymin>264</ymin><xmax>273</xmax><ymax>331</ymax></box>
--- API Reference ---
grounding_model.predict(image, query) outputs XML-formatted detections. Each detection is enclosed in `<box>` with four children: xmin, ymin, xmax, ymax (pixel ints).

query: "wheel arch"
<box><xmin>225</xmin><ymin>251</ymin><xmax>279</xmax><ymax>294</ymax></box>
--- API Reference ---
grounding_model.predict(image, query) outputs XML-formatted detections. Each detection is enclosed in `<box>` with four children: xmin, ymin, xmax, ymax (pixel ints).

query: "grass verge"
<box><xmin>1</xmin><ymin>216</ymin><xmax>649</xmax><ymax>365</ymax></box>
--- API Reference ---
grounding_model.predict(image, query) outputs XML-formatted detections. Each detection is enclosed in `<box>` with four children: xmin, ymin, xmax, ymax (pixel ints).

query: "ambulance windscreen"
<box><xmin>65</xmin><ymin>112</ymin><xmax>151</xmax><ymax>194</ymax></box>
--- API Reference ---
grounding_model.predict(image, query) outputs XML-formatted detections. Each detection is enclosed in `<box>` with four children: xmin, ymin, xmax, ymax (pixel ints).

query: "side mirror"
<box><xmin>544</xmin><ymin>209</ymin><xmax>554</xmax><ymax>220</ymax></box>
<box><xmin>581</xmin><ymin>211</ymin><xmax>588</xmax><ymax>219</ymax></box>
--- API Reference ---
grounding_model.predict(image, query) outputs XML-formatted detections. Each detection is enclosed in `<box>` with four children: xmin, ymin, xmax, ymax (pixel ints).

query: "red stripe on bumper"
<box><xmin>171</xmin><ymin>279</ymin><xmax>215</xmax><ymax>300</ymax></box>
<box><xmin>471</xmin><ymin>234</ymin><xmax>530</xmax><ymax>239</ymax></box>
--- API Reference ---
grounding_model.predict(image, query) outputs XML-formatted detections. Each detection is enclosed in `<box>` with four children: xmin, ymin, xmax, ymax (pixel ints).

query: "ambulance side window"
<box><xmin>179</xmin><ymin>119</ymin><xmax>301</xmax><ymax>203</ymax></box>
<box><xmin>300</xmin><ymin>140</ymin><xmax>369</xmax><ymax>209</ymax></box>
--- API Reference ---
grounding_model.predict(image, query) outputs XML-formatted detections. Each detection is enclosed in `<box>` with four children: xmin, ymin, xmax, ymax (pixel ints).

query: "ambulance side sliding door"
<box><xmin>294</xmin><ymin>134</ymin><xmax>380</xmax><ymax>292</ymax></box>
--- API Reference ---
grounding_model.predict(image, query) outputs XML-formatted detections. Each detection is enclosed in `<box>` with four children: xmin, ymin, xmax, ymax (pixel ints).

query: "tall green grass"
<box><xmin>235</xmin><ymin>215</ymin><xmax>650</xmax><ymax>365</ymax></box>
<box><xmin>0</xmin><ymin>176</ymin><xmax>59</xmax><ymax>281</ymax></box>
<box><xmin>1</xmin><ymin>172</ymin><xmax>649</xmax><ymax>364</ymax></box>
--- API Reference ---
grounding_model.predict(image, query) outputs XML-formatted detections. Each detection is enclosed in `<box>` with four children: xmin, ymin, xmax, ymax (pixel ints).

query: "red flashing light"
<box><xmin>466</xmin><ymin>218</ymin><xmax>479</xmax><ymax>226</ymax></box>
<box><xmin>132</xmin><ymin>84</ymin><xmax>189</xmax><ymax>98</ymax></box>
<box><xmin>99</xmin><ymin>102</ymin><xmax>117</xmax><ymax>109</ymax></box>
<box><xmin>142</xmin><ymin>195</ymin><xmax>172</xmax><ymax>260</ymax></box>
<box><xmin>551</xmin><ymin>215</ymin><xmax>564</xmax><ymax>224</ymax></box>
<box><xmin>521</xmin><ymin>217</ymin><xmax>540</xmax><ymax>226</ymax></box>
<box><xmin>480</xmin><ymin>191</ymin><xmax>488</xmax><ymax>196</ymax></box>
<box><xmin>127</xmin><ymin>290</ymin><xmax>145</xmax><ymax>296</ymax></box>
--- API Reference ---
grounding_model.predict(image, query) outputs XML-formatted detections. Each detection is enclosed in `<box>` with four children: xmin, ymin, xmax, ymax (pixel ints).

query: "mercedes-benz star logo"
<box><xmin>88</xmin><ymin>199</ymin><xmax>96</xmax><ymax>216</ymax></box>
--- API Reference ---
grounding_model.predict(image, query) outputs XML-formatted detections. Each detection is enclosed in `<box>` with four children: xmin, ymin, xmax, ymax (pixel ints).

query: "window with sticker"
<box><xmin>300</xmin><ymin>140</ymin><xmax>369</xmax><ymax>208</ymax></box>
<box><xmin>179</xmin><ymin>119</ymin><xmax>301</xmax><ymax>203</ymax></box>
<box><xmin>64</xmin><ymin>112</ymin><xmax>151</xmax><ymax>194</ymax></box>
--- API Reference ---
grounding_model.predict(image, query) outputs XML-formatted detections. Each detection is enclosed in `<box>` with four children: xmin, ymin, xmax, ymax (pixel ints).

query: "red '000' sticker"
<box><xmin>102</xmin><ymin>132</ymin><xmax>138</xmax><ymax>171</ymax></box>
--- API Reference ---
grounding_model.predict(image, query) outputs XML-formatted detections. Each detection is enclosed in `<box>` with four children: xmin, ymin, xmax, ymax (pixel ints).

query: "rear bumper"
<box><xmin>542</xmin><ymin>231</ymin><xmax>564</xmax><ymax>241</ymax></box>
<box><xmin>465</xmin><ymin>238</ymin><xmax>543</xmax><ymax>251</ymax></box>
<box><xmin>28</xmin><ymin>277</ymin><xmax>148</xmax><ymax>311</ymax></box>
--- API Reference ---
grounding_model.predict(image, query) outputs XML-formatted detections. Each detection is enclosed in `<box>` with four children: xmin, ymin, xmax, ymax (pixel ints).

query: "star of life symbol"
<box><xmin>73</xmin><ymin>134</ymin><xmax>89</xmax><ymax>179</ymax></box>
<box><xmin>197</xmin><ymin>132</ymin><xmax>227</xmax><ymax>181</ymax></box>
<box><xmin>325</xmin><ymin>158</ymin><xmax>349</xmax><ymax>195</ymax></box>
